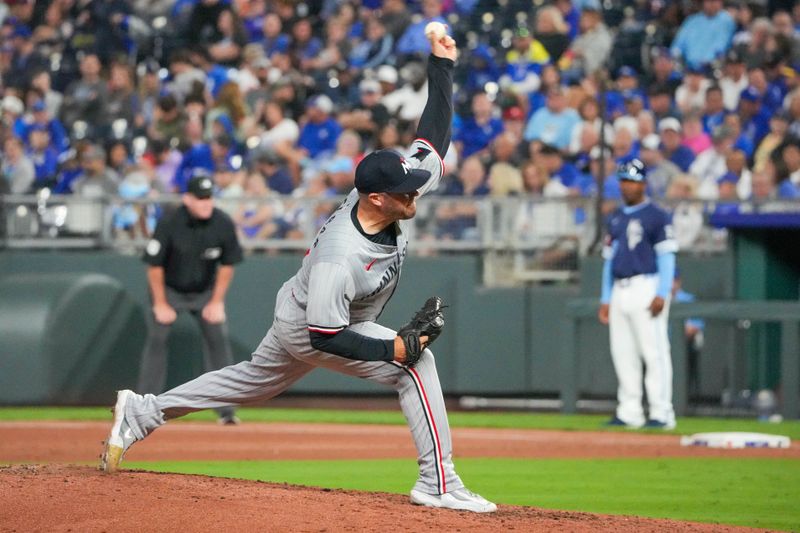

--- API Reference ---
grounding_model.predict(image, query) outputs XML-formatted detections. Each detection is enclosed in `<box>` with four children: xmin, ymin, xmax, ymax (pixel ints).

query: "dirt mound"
<box><xmin>0</xmin><ymin>464</ymin><xmax>765</xmax><ymax>532</ymax></box>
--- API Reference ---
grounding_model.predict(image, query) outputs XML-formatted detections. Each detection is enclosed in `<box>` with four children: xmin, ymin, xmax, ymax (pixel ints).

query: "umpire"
<box><xmin>138</xmin><ymin>172</ymin><xmax>243</xmax><ymax>424</ymax></box>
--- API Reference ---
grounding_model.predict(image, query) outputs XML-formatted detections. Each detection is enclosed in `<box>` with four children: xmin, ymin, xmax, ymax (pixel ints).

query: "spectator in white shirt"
<box><xmin>257</xmin><ymin>100</ymin><xmax>299</xmax><ymax>152</ymax></box>
<box><xmin>690</xmin><ymin>125</ymin><xmax>736</xmax><ymax>199</ymax></box>
<box><xmin>381</xmin><ymin>61</ymin><xmax>428</xmax><ymax>123</ymax></box>
<box><xmin>676</xmin><ymin>66</ymin><xmax>712</xmax><ymax>115</ymax></box>
<box><xmin>719</xmin><ymin>50</ymin><xmax>749</xmax><ymax>111</ymax></box>
<box><xmin>1</xmin><ymin>136</ymin><xmax>35</xmax><ymax>193</ymax></box>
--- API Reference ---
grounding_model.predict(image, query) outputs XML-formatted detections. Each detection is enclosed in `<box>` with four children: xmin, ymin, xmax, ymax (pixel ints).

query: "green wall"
<box><xmin>733</xmin><ymin>230</ymin><xmax>800</xmax><ymax>390</ymax></box>
<box><xmin>0</xmin><ymin>250</ymin><xmax>736</xmax><ymax>404</ymax></box>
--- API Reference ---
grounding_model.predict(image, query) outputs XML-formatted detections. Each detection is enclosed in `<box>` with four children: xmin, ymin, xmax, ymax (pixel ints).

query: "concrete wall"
<box><xmin>0</xmin><ymin>250</ymin><xmax>735</xmax><ymax>403</ymax></box>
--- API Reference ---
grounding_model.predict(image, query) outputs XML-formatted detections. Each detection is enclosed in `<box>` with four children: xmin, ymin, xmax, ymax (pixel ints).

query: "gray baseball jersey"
<box><xmin>276</xmin><ymin>139</ymin><xmax>444</xmax><ymax>332</ymax></box>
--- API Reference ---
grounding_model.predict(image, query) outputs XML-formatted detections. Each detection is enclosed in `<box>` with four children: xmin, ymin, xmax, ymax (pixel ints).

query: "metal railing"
<box><xmin>3</xmin><ymin>192</ymin><xmax>793</xmax><ymax>284</ymax></box>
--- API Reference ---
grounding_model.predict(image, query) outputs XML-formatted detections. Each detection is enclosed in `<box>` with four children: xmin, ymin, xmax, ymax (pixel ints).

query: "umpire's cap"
<box><xmin>617</xmin><ymin>158</ymin><xmax>647</xmax><ymax>182</ymax></box>
<box><xmin>355</xmin><ymin>150</ymin><xmax>431</xmax><ymax>194</ymax></box>
<box><xmin>187</xmin><ymin>172</ymin><xmax>214</xmax><ymax>199</ymax></box>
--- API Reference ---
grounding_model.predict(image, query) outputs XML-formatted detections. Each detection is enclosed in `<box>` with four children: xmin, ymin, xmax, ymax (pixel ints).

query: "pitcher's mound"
<box><xmin>0</xmin><ymin>464</ymin><xmax>758</xmax><ymax>532</ymax></box>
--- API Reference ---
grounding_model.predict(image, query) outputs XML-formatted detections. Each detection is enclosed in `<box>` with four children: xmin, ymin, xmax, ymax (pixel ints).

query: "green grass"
<box><xmin>125</xmin><ymin>457</ymin><xmax>800</xmax><ymax>531</ymax></box>
<box><xmin>3</xmin><ymin>406</ymin><xmax>799</xmax><ymax>529</ymax></box>
<box><xmin>2</xmin><ymin>406</ymin><xmax>799</xmax><ymax>439</ymax></box>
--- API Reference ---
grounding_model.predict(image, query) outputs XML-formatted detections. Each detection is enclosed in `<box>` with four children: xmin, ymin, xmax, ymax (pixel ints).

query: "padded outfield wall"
<box><xmin>0</xmin><ymin>250</ymin><xmax>734</xmax><ymax>404</ymax></box>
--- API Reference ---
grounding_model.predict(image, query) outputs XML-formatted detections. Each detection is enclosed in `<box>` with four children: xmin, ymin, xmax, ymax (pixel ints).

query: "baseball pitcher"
<box><xmin>598</xmin><ymin>159</ymin><xmax>678</xmax><ymax>429</ymax></box>
<box><xmin>101</xmin><ymin>32</ymin><xmax>497</xmax><ymax>513</ymax></box>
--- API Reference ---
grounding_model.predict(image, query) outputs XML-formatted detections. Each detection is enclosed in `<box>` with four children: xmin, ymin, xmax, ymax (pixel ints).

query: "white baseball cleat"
<box><xmin>410</xmin><ymin>487</ymin><xmax>497</xmax><ymax>513</ymax></box>
<box><xmin>100</xmin><ymin>390</ymin><xmax>139</xmax><ymax>473</ymax></box>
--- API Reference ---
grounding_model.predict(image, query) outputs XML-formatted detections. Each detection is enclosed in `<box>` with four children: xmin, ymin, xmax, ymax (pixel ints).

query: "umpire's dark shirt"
<box><xmin>143</xmin><ymin>206</ymin><xmax>243</xmax><ymax>293</ymax></box>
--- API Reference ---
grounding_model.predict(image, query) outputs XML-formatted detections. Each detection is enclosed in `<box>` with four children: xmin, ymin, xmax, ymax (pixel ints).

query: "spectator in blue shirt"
<box><xmin>752</xmin><ymin>62</ymin><xmax>788</xmax><ymax>113</ymax></box>
<box><xmin>297</xmin><ymin>95</ymin><xmax>342</xmax><ymax>160</ymax></box>
<box><xmin>539</xmin><ymin>143</ymin><xmax>588</xmax><ymax>195</ymax></box>
<box><xmin>290</xmin><ymin>18</ymin><xmax>323</xmax><ymax>72</ymax></box>
<box><xmin>712</xmin><ymin>172</ymin><xmax>742</xmax><ymax>217</ymax></box>
<box><xmin>701</xmin><ymin>86</ymin><xmax>726</xmax><ymax>135</ymax></box>
<box><xmin>253</xmin><ymin>149</ymin><xmax>294</xmax><ymax>195</ymax></box>
<box><xmin>605</xmin><ymin>66</ymin><xmax>645</xmax><ymax>120</ymax></box>
<box><xmin>188</xmin><ymin>46</ymin><xmax>230</xmax><ymax>100</ymax></box>
<box><xmin>658</xmin><ymin>118</ymin><xmax>696</xmax><ymax>172</ymax></box>
<box><xmin>738</xmin><ymin>86</ymin><xmax>771</xmax><ymax>149</ymax></box>
<box><xmin>242</xmin><ymin>0</ymin><xmax>266</xmax><ymax>42</ymax></box>
<box><xmin>173</xmin><ymin>134</ymin><xmax>236</xmax><ymax>192</ymax></box>
<box><xmin>14</xmin><ymin>99</ymin><xmax>69</xmax><ymax>154</ymax></box>
<box><xmin>527</xmin><ymin>64</ymin><xmax>561</xmax><ymax>117</ymax></box>
<box><xmin>777</xmin><ymin>178</ymin><xmax>800</xmax><ymax>199</ymax></box>
<box><xmin>26</xmin><ymin>125</ymin><xmax>60</xmax><ymax>189</ymax></box>
<box><xmin>53</xmin><ymin>148</ymin><xmax>85</xmax><ymax>194</ymax></box>
<box><xmin>670</xmin><ymin>0</ymin><xmax>735</xmax><ymax>68</ymax></box>
<box><xmin>395</xmin><ymin>0</ymin><xmax>447</xmax><ymax>58</ymax></box>
<box><xmin>524</xmin><ymin>86</ymin><xmax>581</xmax><ymax>151</ymax></box>
<box><xmin>436</xmin><ymin>155</ymin><xmax>490</xmax><ymax>240</ymax></box>
<box><xmin>722</xmin><ymin>113</ymin><xmax>754</xmax><ymax>159</ymax></box>
<box><xmin>454</xmin><ymin>92</ymin><xmax>504</xmax><ymax>159</ymax></box>
<box><xmin>555</xmin><ymin>0</ymin><xmax>581</xmax><ymax>41</ymax></box>
<box><xmin>259</xmin><ymin>12</ymin><xmax>290</xmax><ymax>58</ymax></box>
<box><xmin>348</xmin><ymin>16</ymin><xmax>394</xmax><ymax>70</ymax></box>
<box><xmin>463</xmin><ymin>44</ymin><xmax>501</xmax><ymax>95</ymax></box>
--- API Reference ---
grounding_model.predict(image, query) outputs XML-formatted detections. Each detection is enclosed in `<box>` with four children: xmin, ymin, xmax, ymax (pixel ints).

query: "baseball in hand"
<box><xmin>424</xmin><ymin>21</ymin><xmax>447</xmax><ymax>41</ymax></box>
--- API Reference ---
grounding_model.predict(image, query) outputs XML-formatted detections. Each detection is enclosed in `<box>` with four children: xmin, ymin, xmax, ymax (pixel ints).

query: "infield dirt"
<box><xmin>1</xmin><ymin>421</ymin><xmax>792</xmax><ymax>532</ymax></box>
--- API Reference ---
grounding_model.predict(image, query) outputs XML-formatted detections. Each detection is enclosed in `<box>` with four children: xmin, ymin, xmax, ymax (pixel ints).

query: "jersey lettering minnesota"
<box><xmin>603</xmin><ymin>202</ymin><xmax>678</xmax><ymax>280</ymax></box>
<box><xmin>276</xmin><ymin>139</ymin><xmax>445</xmax><ymax>332</ymax></box>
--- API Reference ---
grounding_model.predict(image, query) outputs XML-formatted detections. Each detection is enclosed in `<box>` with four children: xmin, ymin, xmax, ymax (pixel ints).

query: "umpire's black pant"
<box><xmin>137</xmin><ymin>287</ymin><xmax>236</xmax><ymax>420</ymax></box>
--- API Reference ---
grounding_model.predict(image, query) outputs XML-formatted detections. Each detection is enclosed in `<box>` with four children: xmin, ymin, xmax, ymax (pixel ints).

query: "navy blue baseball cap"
<box><xmin>616</xmin><ymin>158</ymin><xmax>647</xmax><ymax>182</ymax></box>
<box><xmin>617</xmin><ymin>65</ymin><xmax>638</xmax><ymax>78</ymax></box>
<box><xmin>355</xmin><ymin>150</ymin><xmax>431</xmax><ymax>194</ymax></box>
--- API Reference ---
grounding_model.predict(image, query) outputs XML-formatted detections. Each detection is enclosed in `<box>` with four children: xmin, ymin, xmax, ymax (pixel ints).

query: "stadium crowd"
<box><xmin>0</xmin><ymin>0</ymin><xmax>799</xmax><ymax>246</ymax></box>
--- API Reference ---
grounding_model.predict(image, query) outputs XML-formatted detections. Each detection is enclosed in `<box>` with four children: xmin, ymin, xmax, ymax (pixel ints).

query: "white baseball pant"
<box><xmin>609</xmin><ymin>274</ymin><xmax>675</xmax><ymax>427</ymax></box>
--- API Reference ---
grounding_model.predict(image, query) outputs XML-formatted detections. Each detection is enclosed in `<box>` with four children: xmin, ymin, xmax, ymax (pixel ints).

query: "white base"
<box><xmin>680</xmin><ymin>432</ymin><xmax>790</xmax><ymax>449</ymax></box>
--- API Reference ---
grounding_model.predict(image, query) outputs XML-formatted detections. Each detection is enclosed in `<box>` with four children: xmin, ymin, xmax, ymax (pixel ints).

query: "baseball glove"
<box><xmin>397</xmin><ymin>296</ymin><xmax>447</xmax><ymax>367</ymax></box>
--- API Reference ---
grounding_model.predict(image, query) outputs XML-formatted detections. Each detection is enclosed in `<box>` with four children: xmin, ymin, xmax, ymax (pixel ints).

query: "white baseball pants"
<box><xmin>609</xmin><ymin>274</ymin><xmax>675</xmax><ymax>426</ymax></box>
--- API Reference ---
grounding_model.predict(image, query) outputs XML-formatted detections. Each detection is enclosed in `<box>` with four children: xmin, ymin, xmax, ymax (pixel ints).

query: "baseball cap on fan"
<box><xmin>355</xmin><ymin>150</ymin><xmax>431</xmax><ymax>194</ymax></box>
<box><xmin>658</xmin><ymin>117</ymin><xmax>682</xmax><ymax>133</ymax></box>
<box><xmin>308</xmin><ymin>94</ymin><xmax>334</xmax><ymax>114</ymax></box>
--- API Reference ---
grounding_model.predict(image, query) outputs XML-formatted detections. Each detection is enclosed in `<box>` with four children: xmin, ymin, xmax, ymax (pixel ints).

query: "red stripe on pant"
<box><xmin>409</xmin><ymin>366</ymin><xmax>446</xmax><ymax>494</ymax></box>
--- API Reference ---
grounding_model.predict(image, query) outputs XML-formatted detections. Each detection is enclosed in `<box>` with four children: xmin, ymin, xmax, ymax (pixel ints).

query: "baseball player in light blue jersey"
<box><xmin>598</xmin><ymin>159</ymin><xmax>678</xmax><ymax>430</ymax></box>
<box><xmin>101</xmin><ymin>34</ymin><xmax>497</xmax><ymax>513</ymax></box>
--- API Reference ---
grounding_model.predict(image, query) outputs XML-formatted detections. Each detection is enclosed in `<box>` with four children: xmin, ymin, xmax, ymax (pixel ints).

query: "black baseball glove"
<box><xmin>397</xmin><ymin>296</ymin><xmax>447</xmax><ymax>367</ymax></box>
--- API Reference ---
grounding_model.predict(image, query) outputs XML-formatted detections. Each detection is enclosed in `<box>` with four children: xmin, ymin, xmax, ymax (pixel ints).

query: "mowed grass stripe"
<box><xmin>125</xmin><ymin>457</ymin><xmax>800</xmax><ymax>531</ymax></box>
<box><xmin>2</xmin><ymin>407</ymin><xmax>800</xmax><ymax>439</ymax></box>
